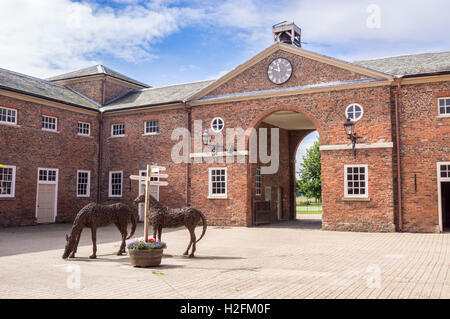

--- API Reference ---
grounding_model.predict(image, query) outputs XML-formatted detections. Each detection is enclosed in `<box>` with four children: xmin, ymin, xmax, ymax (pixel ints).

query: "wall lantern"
<box><xmin>202</xmin><ymin>129</ymin><xmax>234</xmax><ymax>154</ymax></box>
<box><xmin>202</xmin><ymin>129</ymin><xmax>212</xmax><ymax>147</ymax></box>
<box><xmin>344</xmin><ymin>118</ymin><xmax>361</xmax><ymax>158</ymax></box>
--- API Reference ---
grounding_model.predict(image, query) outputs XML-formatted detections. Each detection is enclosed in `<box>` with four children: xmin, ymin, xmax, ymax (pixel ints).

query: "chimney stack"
<box><xmin>272</xmin><ymin>21</ymin><xmax>302</xmax><ymax>48</ymax></box>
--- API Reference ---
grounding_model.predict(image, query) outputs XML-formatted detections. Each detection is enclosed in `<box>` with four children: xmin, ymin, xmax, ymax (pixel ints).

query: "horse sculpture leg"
<box><xmin>158</xmin><ymin>225</ymin><xmax>162</xmax><ymax>242</ymax></box>
<box><xmin>90</xmin><ymin>227</ymin><xmax>97</xmax><ymax>259</ymax></box>
<box><xmin>118</xmin><ymin>224</ymin><xmax>127</xmax><ymax>255</ymax></box>
<box><xmin>188</xmin><ymin>227</ymin><xmax>196</xmax><ymax>258</ymax></box>
<box><xmin>68</xmin><ymin>229</ymin><xmax>82</xmax><ymax>258</ymax></box>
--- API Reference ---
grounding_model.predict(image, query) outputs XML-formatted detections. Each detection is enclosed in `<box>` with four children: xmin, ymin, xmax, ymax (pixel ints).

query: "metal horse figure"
<box><xmin>62</xmin><ymin>202</ymin><xmax>138</xmax><ymax>259</ymax></box>
<box><xmin>135</xmin><ymin>194</ymin><xmax>207</xmax><ymax>257</ymax></box>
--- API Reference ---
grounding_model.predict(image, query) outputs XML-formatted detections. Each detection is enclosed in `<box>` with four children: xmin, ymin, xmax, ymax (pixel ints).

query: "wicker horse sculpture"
<box><xmin>62</xmin><ymin>203</ymin><xmax>138</xmax><ymax>259</ymax></box>
<box><xmin>135</xmin><ymin>194</ymin><xmax>207</xmax><ymax>257</ymax></box>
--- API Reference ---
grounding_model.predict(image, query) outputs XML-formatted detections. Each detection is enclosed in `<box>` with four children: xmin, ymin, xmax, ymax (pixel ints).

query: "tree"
<box><xmin>297</xmin><ymin>139</ymin><xmax>321</xmax><ymax>201</ymax></box>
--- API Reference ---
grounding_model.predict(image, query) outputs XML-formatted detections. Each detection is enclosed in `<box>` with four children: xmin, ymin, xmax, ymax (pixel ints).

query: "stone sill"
<box><xmin>208</xmin><ymin>196</ymin><xmax>228</xmax><ymax>200</ymax></box>
<box><xmin>109</xmin><ymin>134</ymin><xmax>127</xmax><ymax>139</ymax></box>
<box><xmin>42</xmin><ymin>129</ymin><xmax>60</xmax><ymax>134</ymax></box>
<box><xmin>142</xmin><ymin>133</ymin><xmax>160</xmax><ymax>136</ymax></box>
<box><xmin>77</xmin><ymin>134</ymin><xmax>93</xmax><ymax>138</ymax></box>
<box><xmin>342</xmin><ymin>197</ymin><xmax>371</xmax><ymax>202</ymax></box>
<box><xmin>437</xmin><ymin>115</ymin><xmax>450</xmax><ymax>119</ymax></box>
<box><xmin>0</xmin><ymin>122</ymin><xmax>20</xmax><ymax>128</ymax></box>
<box><xmin>0</xmin><ymin>197</ymin><xmax>16</xmax><ymax>201</ymax></box>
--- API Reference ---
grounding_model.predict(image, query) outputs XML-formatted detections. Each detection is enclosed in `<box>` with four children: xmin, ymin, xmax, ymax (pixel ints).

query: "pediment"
<box><xmin>190</xmin><ymin>43</ymin><xmax>393</xmax><ymax>100</ymax></box>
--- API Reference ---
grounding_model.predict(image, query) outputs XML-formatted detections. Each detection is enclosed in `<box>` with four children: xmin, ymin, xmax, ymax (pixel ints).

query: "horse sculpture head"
<box><xmin>62</xmin><ymin>234</ymin><xmax>75</xmax><ymax>259</ymax></box>
<box><xmin>134</xmin><ymin>194</ymin><xmax>158</xmax><ymax>204</ymax></box>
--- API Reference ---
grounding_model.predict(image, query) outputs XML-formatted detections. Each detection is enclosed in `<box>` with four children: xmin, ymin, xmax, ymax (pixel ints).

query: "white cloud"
<box><xmin>205</xmin><ymin>0</ymin><xmax>450</xmax><ymax>60</ymax></box>
<box><xmin>1</xmin><ymin>0</ymin><xmax>450</xmax><ymax>80</ymax></box>
<box><xmin>0</xmin><ymin>0</ymin><xmax>203</xmax><ymax>78</ymax></box>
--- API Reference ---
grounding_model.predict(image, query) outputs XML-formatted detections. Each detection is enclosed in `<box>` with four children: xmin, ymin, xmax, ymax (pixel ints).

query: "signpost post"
<box><xmin>130</xmin><ymin>164</ymin><xmax>168</xmax><ymax>241</ymax></box>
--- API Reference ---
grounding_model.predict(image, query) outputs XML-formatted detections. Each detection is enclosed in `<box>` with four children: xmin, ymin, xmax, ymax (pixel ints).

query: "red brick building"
<box><xmin>1</xmin><ymin>24</ymin><xmax>449</xmax><ymax>232</ymax></box>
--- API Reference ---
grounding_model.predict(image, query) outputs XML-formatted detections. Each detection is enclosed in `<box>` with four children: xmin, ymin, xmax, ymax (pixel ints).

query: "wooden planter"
<box><xmin>128</xmin><ymin>249</ymin><xmax>164</xmax><ymax>267</ymax></box>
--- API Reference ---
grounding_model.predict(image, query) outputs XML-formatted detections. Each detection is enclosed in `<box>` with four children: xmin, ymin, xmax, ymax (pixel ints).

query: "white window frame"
<box><xmin>42</xmin><ymin>115</ymin><xmax>58</xmax><ymax>132</ymax></box>
<box><xmin>0</xmin><ymin>165</ymin><xmax>16</xmax><ymax>198</ymax></box>
<box><xmin>437</xmin><ymin>162</ymin><xmax>450</xmax><ymax>232</ymax></box>
<box><xmin>144</xmin><ymin>120</ymin><xmax>159</xmax><ymax>135</ymax></box>
<box><xmin>437</xmin><ymin>97</ymin><xmax>450</xmax><ymax>117</ymax></box>
<box><xmin>109</xmin><ymin>171</ymin><xmax>123</xmax><ymax>198</ymax></box>
<box><xmin>77</xmin><ymin>122</ymin><xmax>91</xmax><ymax>136</ymax></box>
<box><xmin>344</xmin><ymin>164</ymin><xmax>369</xmax><ymax>199</ymax></box>
<box><xmin>345</xmin><ymin>103</ymin><xmax>364</xmax><ymax>122</ymax></box>
<box><xmin>255</xmin><ymin>168</ymin><xmax>262</xmax><ymax>196</ymax></box>
<box><xmin>208</xmin><ymin>167</ymin><xmax>227</xmax><ymax>199</ymax></box>
<box><xmin>211</xmin><ymin>117</ymin><xmax>225</xmax><ymax>133</ymax></box>
<box><xmin>111</xmin><ymin>123</ymin><xmax>125</xmax><ymax>137</ymax></box>
<box><xmin>0</xmin><ymin>107</ymin><xmax>17</xmax><ymax>125</ymax></box>
<box><xmin>76</xmin><ymin>170</ymin><xmax>91</xmax><ymax>198</ymax></box>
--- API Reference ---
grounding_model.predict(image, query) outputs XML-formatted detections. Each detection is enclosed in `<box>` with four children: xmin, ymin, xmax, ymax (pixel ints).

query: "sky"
<box><xmin>1</xmin><ymin>0</ymin><xmax>449</xmax><ymax>166</ymax></box>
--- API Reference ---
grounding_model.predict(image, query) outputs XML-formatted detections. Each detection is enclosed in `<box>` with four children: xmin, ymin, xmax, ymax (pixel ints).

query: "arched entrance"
<box><xmin>247</xmin><ymin>108</ymin><xmax>322</xmax><ymax>227</ymax></box>
<box><xmin>295</xmin><ymin>131</ymin><xmax>322</xmax><ymax>225</ymax></box>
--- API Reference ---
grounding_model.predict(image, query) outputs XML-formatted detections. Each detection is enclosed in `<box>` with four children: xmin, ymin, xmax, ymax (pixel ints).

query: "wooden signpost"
<box><xmin>130</xmin><ymin>164</ymin><xmax>168</xmax><ymax>242</ymax></box>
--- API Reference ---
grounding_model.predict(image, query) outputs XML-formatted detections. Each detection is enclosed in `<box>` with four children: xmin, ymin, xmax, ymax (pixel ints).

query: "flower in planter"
<box><xmin>127</xmin><ymin>239</ymin><xmax>167</xmax><ymax>250</ymax></box>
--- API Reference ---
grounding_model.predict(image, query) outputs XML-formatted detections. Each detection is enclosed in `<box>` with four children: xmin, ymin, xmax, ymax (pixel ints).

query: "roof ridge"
<box><xmin>46</xmin><ymin>65</ymin><xmax>99</xmax><ymax>80</ymax></box>
<box><xmin>0</xmin><ymin>66</ymin><xmax>81</xmax><ymax>91</ymax></box>
<box><xmin>139</xmin><ymin>79</ymin><xmax>216</xmax><ymax>92</ymax></box>
<box><xmin>354</xmin><ymin>50</ymin><xmax>450</xmax><ymax>63</ymax></box>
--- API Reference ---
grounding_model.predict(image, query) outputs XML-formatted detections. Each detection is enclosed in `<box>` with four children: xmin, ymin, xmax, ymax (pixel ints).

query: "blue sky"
<box><xmin>1</xmin><ymin>0</ymin><xmax>450</xmax><ymax>87</ymax></box>
<box><xmin>0</xmin><ymin>0</ymin><xmax>449</xmax><ymax>165</ymax></box>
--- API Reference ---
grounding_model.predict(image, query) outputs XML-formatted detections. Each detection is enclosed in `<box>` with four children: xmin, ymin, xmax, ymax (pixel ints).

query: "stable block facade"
<box><xmin>1</xmin><ymin>43</ymin><xmax>449</xmax><ymax>232</ymax></box>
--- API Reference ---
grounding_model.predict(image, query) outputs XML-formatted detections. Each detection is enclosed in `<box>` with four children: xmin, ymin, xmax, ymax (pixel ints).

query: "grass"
<box><xmin>296</xmin><ymin>195</ymin><xmax>322</xmax><ymax>214</ymax></box>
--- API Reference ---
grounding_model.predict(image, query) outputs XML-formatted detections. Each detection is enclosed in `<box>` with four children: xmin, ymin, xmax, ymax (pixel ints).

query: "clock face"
<box><xmin>267</xmin><ymin>58</ymin><xmax>292</xmax><ymax>85</ymax></box>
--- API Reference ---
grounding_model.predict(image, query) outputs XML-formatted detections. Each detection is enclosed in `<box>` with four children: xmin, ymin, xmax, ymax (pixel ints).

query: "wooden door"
<box><xmin>36</xmin><ymin>168</ymin><xmax>58</xmax><ymax>224</ymax></box>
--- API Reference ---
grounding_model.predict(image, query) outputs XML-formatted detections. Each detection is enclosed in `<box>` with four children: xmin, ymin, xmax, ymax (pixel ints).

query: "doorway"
<box><xmin>438</xmin><ymin>163</ymin><xmax>450</xmax><ymax>232</ymax></box>
<box><xmin>442</xmin><ymin>182</ymin><xmax>450</xmax><ymax>231</ymax></box>
<box><xmin>36</xmin><ymin>168</ymin><xmax>58</xmax><ymax>224</ymax></box>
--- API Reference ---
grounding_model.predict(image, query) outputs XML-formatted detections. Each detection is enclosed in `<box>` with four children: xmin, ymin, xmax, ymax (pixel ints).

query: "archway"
<box><xmin>295</xmin><ymin>131</ymin><xmax>322</xmax><ymax>225</ymax></box>
<box><xmin>248</xmin><ymin>109</ymin><xmax>321</xmax><ymax>227</ymax></box>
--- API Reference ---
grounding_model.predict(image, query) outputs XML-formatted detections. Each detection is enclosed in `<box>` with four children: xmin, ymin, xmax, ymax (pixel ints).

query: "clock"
<box><xmin>267</xmin><ymin>58</ymin><xmax>292</xmax><ymax>85</ymax></box>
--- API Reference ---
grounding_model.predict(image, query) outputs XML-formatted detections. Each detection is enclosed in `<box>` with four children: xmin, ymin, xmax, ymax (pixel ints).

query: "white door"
<box><xmin>437</xmin><ymin>162</ymin><xmax>450</xmax><ymax>232</ymax></box>
<box><xmin>138</xmin><ymin>168</ymin><xmax>160</xmax><ymax>222</ymax></box>
<box><xmin>36</xmin><ymin>168</ymin><xmax>58</xmax><ymax>224</ymax></box>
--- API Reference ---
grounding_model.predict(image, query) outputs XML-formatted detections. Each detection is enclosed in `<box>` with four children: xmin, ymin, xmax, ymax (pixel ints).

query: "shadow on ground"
<box><xmin>0</xmin><ymin>223</ymin><xmax>182</xmax><ymax>257</ymax></box>
<box><xmin>255</xmin><ymin>219</ymin><xmax>322</xmax><ymax>230</ymax></box>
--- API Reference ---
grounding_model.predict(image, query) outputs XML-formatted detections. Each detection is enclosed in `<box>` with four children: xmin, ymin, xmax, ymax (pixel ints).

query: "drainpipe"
<box><xmin>394</xmin><ymin>78</ymin><xmax>403</xmax><ymax>231</ymax></box>
<box><xmin>184</xmin><ymin>102</ymin><xmax>191</xmax><ymax>207</ymax></box>
<box><xmin>97</xmin><ymin>76</ymin><xmax>106</xmax><ymax>203</ymax></box>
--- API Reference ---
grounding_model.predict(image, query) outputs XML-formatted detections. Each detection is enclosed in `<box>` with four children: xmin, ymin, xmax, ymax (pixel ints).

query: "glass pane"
<box><xmin>440</xmin><ymin>99</ymin><xmax>445</xmax><ymax>106</ymax></box>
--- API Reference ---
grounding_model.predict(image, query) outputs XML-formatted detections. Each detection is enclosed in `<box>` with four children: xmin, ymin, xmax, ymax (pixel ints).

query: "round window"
<box><xmin>211</xmin><ymin>117</ymin><xmax>225</xmax><ymax>133</ymax></box>
<box><xmin>345</xmin><ymin>104</ymin><xmax>364</xmax><ymax>122</ymax></box>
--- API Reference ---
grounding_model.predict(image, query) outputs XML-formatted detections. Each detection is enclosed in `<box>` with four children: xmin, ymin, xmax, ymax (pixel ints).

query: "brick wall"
<box><xmin>101</xmin><ymin>108</ymin><xmax>188</xmax><ymax>211</ymax></box>
<box><xmin>398</xmin><ymin>82</ymin><xmax>450</xmax><ymax>232</ymax></box>
<box><xmin>206</xmin><ymin>49</ymin><xmax>370</xmax><ymax>97</ymax></box>
<box><xmin>0</xmin><ymin>95</ymin><xmax>99</xmax><ymax>226</ymax></box>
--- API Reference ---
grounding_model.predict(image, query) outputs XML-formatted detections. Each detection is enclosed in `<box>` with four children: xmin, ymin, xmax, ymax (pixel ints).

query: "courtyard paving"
<box><xmin>0</xmin><ymin>219</ymin><xmax>449</xmax><ymax>299</ymax></box>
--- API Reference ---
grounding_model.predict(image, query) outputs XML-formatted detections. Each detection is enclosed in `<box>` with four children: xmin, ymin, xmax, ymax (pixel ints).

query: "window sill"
<box><xmin>437</xmin><ymin>115</ymin><xmax>450</xmax><ymax>119</ymax></box>
<box><xmin>42</xmin><ymin>129</ymin><xmax>59</xmax><ymax>133</ymax></box>
<box><xmin>142</xmin><ymin>133</ymin><xmax>160</xmax><ymax>136</ymax></box>
<box><xmin>109</xmin><ymin>134</ymin><xmax>127</xmax><ymax>139</ymax></box>
<box><xmin>0</xmin><ymin>122</ymin><xmax>20</xmax><ymax>128</ymax></box>
<box><xmin>208</xmin><ymin>196</ymin><xmax>228</xmax><ymax>200</ymax></box>
<box><xmin>77</xmin><ymin>134</ymin><xmax>92</xmax><ymax>138</ymax></box>
<box><xmin>342</xmin><ymin>197</ymin><xmax>371</xmax><ymax>202</ymax></box>
<box><xmin>0</xmin><ymin>197</ymin><xmax>16</xmax><ymax>201</ymax></box>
